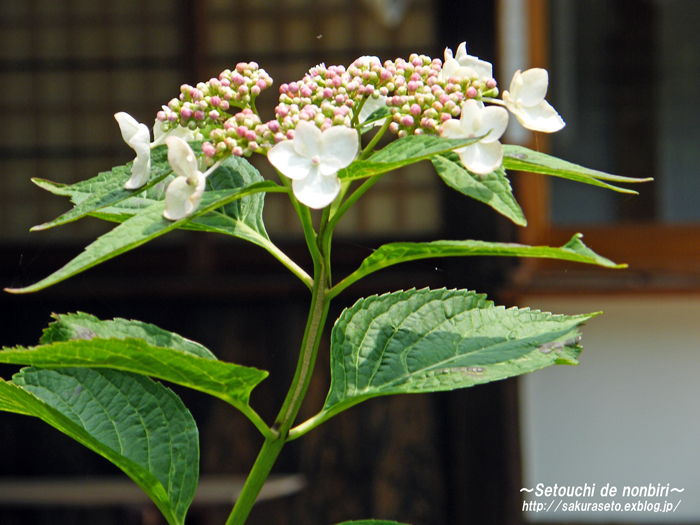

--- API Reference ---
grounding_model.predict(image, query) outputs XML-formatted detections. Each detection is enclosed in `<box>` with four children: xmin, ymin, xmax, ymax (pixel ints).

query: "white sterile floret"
<box><xmin>115</xmin><ymin>112</ymin><xmax>151</xmax><ymax>190</ymax></box>
<box><xmin>502</xmin><ymin>68</ymin><xmax>565</xmax><ymax>133</ymax></box>
<box><xmin>267</xmin><ymin>121</ymin><xmax>358</xmax><ymax>209</ymax></box>
<box><xmin>440</xmin><ymin>99</ymin><xmax>509</xmax><ymax>175</ymax></box>
<box><xmin>358</xmin><ymin>94</ymin><xmax>388</xmax><ymax>127</ymax></box>
<box><xmin>163</xmin><ymin>136</ymin><xmax>206</xmax><ymax>221</ymax></box>
<box><xmin>439</xmin><ymin>42</ymin><xmax>493</xmax><ymax>81</ymax></box>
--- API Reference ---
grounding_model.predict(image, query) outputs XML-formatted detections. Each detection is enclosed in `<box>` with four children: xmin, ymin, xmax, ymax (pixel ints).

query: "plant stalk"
<box><xmin>225</xmin><ymin>258</ymin><xmax>330</xmax><ymax>525</ymax></box>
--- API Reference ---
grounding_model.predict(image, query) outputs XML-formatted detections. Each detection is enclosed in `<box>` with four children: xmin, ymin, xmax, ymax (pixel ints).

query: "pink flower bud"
<box><xmin>400</xmin><ymin>115</ymin><xmax>414</xmax><ymax>127</ymax></box>
<box><xmin>157</xmin><ymin>111</ymin><xmax>167</xmax><ymax>121</ymax></box>
<box><xmin>233</xmin><ymin>146</ymin><xmax>244</xmax><ymax>156</ymax></box>
<box><xmin>168</xmin><ymin>113</ymin><xmax>178</xmax><ymax>122</ymax></box>
<box><xmin>407</xmin><ymin>81</ymin><xmax>418</xmax><ymax>92</ymax></box>
<box><xmin>203</xmin><ymin>144</ymin><xmax>217</xmax><ymax>157</ymax></box>
<box><xmin>267</xmin><ymin>120</ymin><xmax>280</xmax><ymax>133</ymax></box>
<box><xmin>219</xmin><ymin>100</ymin><xmax>230</xmax><ymax>111</ymax></box>
<box><xmin>256</xmin><ymin>79</ymin><xmax>267</xmax><ymax>91</ymax></box>
<box><xmin>180</xmin><ymin>107</ymin><xmax>193</xmax><ymax>119</ymax></box>
<box><xmin>209</xmin><ymin>110</ymin><xmax>220</xmax><ymax>120</ymax></box>
<box><xmin>194</xmin><ymin>110</ymin><xmax>205</xmax><ymax>120</ymax></box>
<box><xmin>245</xmin><ymin>130</ymin><xmax>257</xmax><ymax>142</ymax></box>
<box><xmin>466</xmin><ymin>87</ymin><xmax>478</xmax><ymax>98</ymax></box>
<box><xmin>251</xmin><ymin>85</ymin><xmax>261</xmax><ymax>96</ymax></box>
<box><xmin>288</xmin><ymin>82</ymin><xmax>299</xmax><ymax>93</ymax></box>
<box><xmin>410</xmin><ymin>104</ymin><xmax>421</xmax><ymax>117</ymax></box>
<box><xmin>211</xmin><ymin>96</ymin><xmax>222</xmax><ymax>107</ymax></box>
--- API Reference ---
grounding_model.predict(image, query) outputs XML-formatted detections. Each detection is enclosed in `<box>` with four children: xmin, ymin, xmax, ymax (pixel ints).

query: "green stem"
<box><xmin>225</xmin><ymin>436</ymin><xmax>285</xmax><ymax>525</ymax></box>
<box><xmin>359</xmin><ymin>117</ymin><xmax>391</xmax><ymax>160</ymax></box>
<box><xmin>225</xmin><ymin>253</ymin><xmax>330</xmax><ymax>524</ymax></box>
<box><xmin>257</xmin><ymin>237</ymin><xmax>313</xmax><ymax>290</ymax></box>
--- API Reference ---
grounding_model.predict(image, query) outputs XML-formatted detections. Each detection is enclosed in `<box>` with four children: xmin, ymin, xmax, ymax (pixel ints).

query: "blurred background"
<box><xmin>0</xmin><ymin>0</ymin><xmax>699</xmax><ymax>523</ymax></box>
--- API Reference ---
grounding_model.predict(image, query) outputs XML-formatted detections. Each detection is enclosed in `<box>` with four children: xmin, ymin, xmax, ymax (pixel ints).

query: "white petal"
<box><xmin>443</xmin><ymin>46</ymin><xmax>454</xmax><ymax>62</ymax></box>
<box><xmin>165</xmin><ymin>136</ymin><xmax>198</xmax><ymax>179</ymax></box>
<box><xmin>116</xmin><ymin>112</ymin><xmax>152</xmax><ymax>190</ymax></box>
<box><xmin>517</xmin><ymin>68</ymin><xmax>549</xmax><ymax>106</ymax></box>
<box><xmin>458</xmin><ymin>99</ymin><xmax>480</xmax><ymax>136</ymax></box>
<box><xmin>440</xmin><ymin>118</ymin><xmax>467</xmax><ymax>140</ymax></box>
<box><xmin>319</xmin><ymin>125</ymin><xmax>358</xmax><ymax>175</ymax></box>
<box><xmin>458</xmin><ymin>141</ymin><xmax>503</xmax><ymax>175</ymax></box>
<box><xmin>514</xmin><ymin>100</ymin><xmax>566</xmax><ymax>133</ymax></box>
<box><xmin>292</xmin><ymin>120</ymin><xmax>322</xmax><ymax>159</ymax></box>
<box><xmin>292</xmin><ymin>166</ymin><xmax>341</xmax><ymax>209</ymax></box>
<box><xmin>502</xmin><ymin>90</ymin><xmax>516</xmax><ymax>113</ymax></box>
<box><xmin>455</xmin><ymin>42</ymin><xmax>468</xmax><ymax>61</ymax></box>
<box><xmin>474</xmin><ymin>105</ymin><xmax>509</xmax><ymax>144</ymax></box>
<box><xmin>124</xmin><ymin>154</ymin><xmax>151</xmax><ymax>190</ymax></box>
<box><xmin>114</xmin><ymin>112</ymin><xmax>143</xmax><ymax>143</ymax></box>
<box><xmin>460</xmin><ymin>54</ymin><xmax>493</xmax><ymax>79</ymax></box>
<box><xmin>508</xmin><ymin>70</ymin><xmax>523</xmax><ymax>100</ymax></box>
<box><xmin>358</xmin><ymin>95</ymin><xmax>387</xmax><ymax>125</ymax></box>
<box><xmin>163</xmin><ymin>173</ymin><xmax>205</xmax><ymax>220</ymax></box>
<box><xmin>267</xmin><ymin>140</ymin><xmax>313</xmax><ymax>180</ymax></box>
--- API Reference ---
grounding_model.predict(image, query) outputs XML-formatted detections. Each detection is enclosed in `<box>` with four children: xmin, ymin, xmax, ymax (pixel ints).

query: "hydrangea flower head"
<box><xmin>267</xmin><ymin>121</ymin><xmax>358</xmax><ymax>209</ymax></box>
<box><xmin>440</xmin><ymin>99</ymin><xmax>509</xmax><ymax>175</ymax></box>
<box><xmin>502</xmin><ymin>68</ymin><xmax>565</xmax><ymax>132</ymax></box>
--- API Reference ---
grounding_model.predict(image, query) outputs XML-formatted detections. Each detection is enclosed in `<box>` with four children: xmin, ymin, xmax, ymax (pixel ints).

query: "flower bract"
<box><xmin>267</xmin><ymin>121</ymin><xmax>358</xmax><ymax>209</ymax></box>
<box><xmin>440</xmin><ymin>42</ymin><xmax>493</xmax><ymax>81</ymax></box>
<box><xmin>502</xmin><ymin>68</ymin><xmax>565</xmax><ymax>132</ymax></box>
<box><xmin>163</xmin><ymin>136</ymin><xmax>206</xmax><ymax>221</ymax></box>
<box><xmin>115</xmin><ymin>112</ymin><xmax>151</xmax><ymax>190</ymax></box>
<box><xmin>440</xmin><ymin>99</ymin><xmax>509</xmax><ymax>175</ymax></box>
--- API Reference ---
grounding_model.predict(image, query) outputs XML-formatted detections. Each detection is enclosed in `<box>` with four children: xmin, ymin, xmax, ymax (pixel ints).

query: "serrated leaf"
<box><xmin>31</xmin><ymin>144</ymin><xmax>177</xmax><ymax>231</ymax></box>
<box><xmin>7</xmin><ymin>180</ymin><xmax>282</xmax><ymax>294</ymax></box>
<box><xmin>40</xmin><ymin>312</ymin><xmax>216</xmax><ymax>359</ymax></box>
<box><xmin>321</xmin><ymin>288</ymin><xmax>595</xmax><ymax>422</ymax></box>
<box><xmin>0</xmin><ymin>315</ymin><xmax>267</xmax><ymax>410</ymax></box>
<box><xmin>331</xmin><ymin>234</ymin><xmax>624</xmax><ymax>297</ymax></box>
<box><xmin>338</xmin><ymin>135</ymin><xmax>483</xmax><ymax>181</ymax></box>
<box><xmin>502</xmin><ymin>145</ymin><xmax>653</xmax><ymax>193</ymax></box>
<box><xmin>0</xmin><ymin>368</ymin><xmax>198</xmax><ymax>525</ymax></box>
<box><xmin>431</xmin><ymin>152</ymin><xmax>527</xmax><ymax>226</ymax></box>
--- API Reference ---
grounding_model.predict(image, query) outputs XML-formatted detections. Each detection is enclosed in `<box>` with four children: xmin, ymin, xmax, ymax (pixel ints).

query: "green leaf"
<box><xmin>330</xmin><ymin>234</ymin><xmax>624</xmax><ymax>297</ymax></box>
<box><xmin>0</xmin><ymin>368</ymin><xmax>198</xmax><ymax>525</ymax></box>
<box><xmin>40</xmin><ymin>312</ymin><xmax>216</xmax><ymax>359</ymax></box>
<box><xmin>6</xmin><ymin>180</ymin><xmax>282</xmax><ymax>294</ymax></box>
<box><xmin>31</xmin><ymin>144</ymin><xmax>176</xmax><ymax>231</ymax></box>
<box><xmin>339</xmin><ymin>135</ymin><xmax>483</xmax><ymax>181</ymax></box>
<box><xmin>502</xmin><ymin>145</ymin><xmax>653</xmax><ymax>193</ymax></box>
<box><xmin>431</xmin><ymin>152</ymin><xmax>527</xmax><ymax>226</ymax></box>
<box><xmin>321</xmin><ymin>288</ymin><xmax>595</xmax><ymax>422</ymax></box>
<box><xmin>0</xmin><ymin>314</ymin><xmax>268</xmax><ymax>411</ymax></box>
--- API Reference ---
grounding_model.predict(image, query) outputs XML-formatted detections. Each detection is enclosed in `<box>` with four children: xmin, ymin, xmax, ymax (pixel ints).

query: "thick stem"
<box><xmin>225</xmin><ymin>437</ymin><xmax>285</xmax><ymax>525</ymax></box>
<box><xmin>224</xmin><ymin>260</ymin><xmax>330</xmax><ymax>524</ymax></box>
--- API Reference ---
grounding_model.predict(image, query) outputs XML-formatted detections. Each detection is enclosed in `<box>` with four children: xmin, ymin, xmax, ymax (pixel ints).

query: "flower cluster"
<box><xmin>273</xmin><ymin>57</ymin><xmax>391</xmax><ymax>138</ymax></box>
<box><xmin>114</xmin><ymin>41</ymin><xmax>566</xmax><ymax>219</ymax></box>
<box><xmin>156</xmin><ymin>62</ymin><xmax>273</xmax><ymax>135</ymax></box>
<box><xmin>202</xmin><ymin>109</ymin><xmax>275</xmax><ymax>163</ymax></box>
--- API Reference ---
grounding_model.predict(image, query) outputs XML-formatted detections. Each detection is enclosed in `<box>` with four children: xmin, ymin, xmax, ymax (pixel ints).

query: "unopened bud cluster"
<box><xmin>156</xmin><ymin>62</ymin><xmax>273</xmax><ymax>135</ymax></box>
<box><xmin>273</xmin><ymin>58</ymin><xmax>393</xmax><ymax>138</ymax></box>
<box><xmin>201</xmin><ymin>109</ymin><xmax>279</xmax><ymax>164</ymax></box>
<box><xmin>383</xmin><ymin>54</ymin><xmax>499</xmax><ymax>137</ymax></box>
<box><xmin>270</xmin><ymin>53</ymin><xmax>499</xmax><ymax>139</ymax></box>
